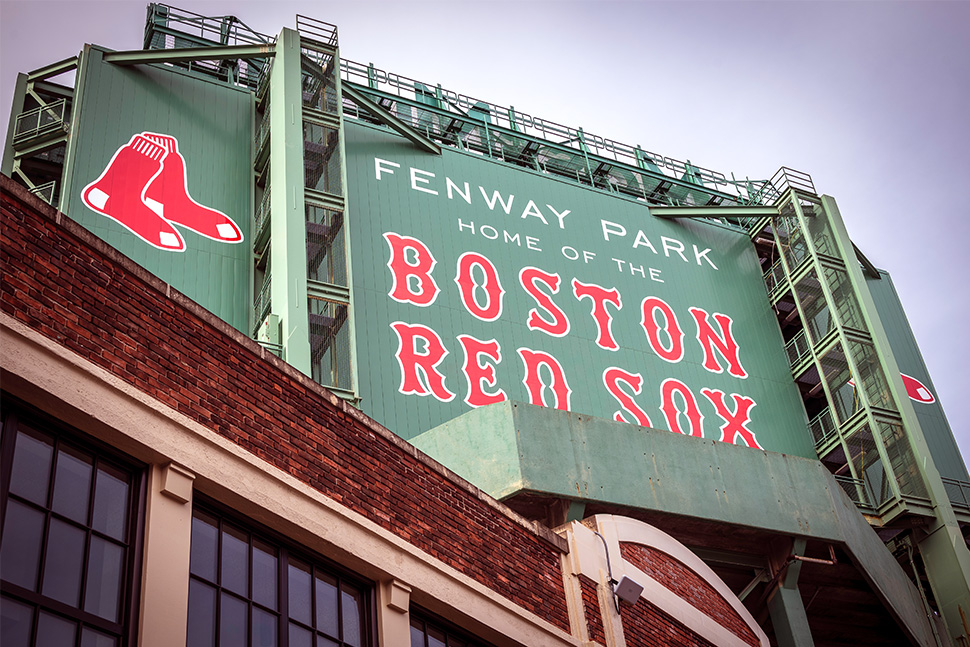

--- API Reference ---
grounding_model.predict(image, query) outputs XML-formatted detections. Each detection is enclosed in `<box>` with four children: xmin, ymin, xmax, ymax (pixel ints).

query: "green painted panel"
<box><xmin>64</xmin><ymin>47</ymin><xmax>252</xmax><ymax>332</ymax></box>
<box><xmin>866</xmin><ymin>271</ymin><xmax>969</xmax><ymax>481</ymax></box>
<box><xmin>347</xmin><ymin>121</ymin><xmax>814</xmax><ymax>458</ymax></box>
<box><xmin>412</xmin><ymin>401</ymin><xmax>936</xmax><ymax>646</ymax></box>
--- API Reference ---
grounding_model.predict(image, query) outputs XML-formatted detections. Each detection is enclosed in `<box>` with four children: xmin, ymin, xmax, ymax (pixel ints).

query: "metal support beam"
<box><xmin>26</xmin><ymin>56</ymin><xmax>79</xmax><ymax>83</ymax></box>
<box><xmin>851</xmin><ymin>241</ymin><xmax>881</xmax><ymax>280</ymax></box>
<box><xmin>103</xmin><ymin>44</ymin><xmax>274</xmax><ymax>66</ymax></box>
<box><xmin>13</xmin><ymin>135</ymin><xmax>68</xmax><ymax>160</ymax></box>
<box><xmin>268</xmin><ymin>28</ymin><xmax>311</xmax><ymax>376</ymax></box>
<box><xmin>767</xmin><ymin>538</ymin><xmax>815</xmax><ymax>647</ymax></box>
<box><xmin>342</xmin><ymin>84</ymin><xmax>441</xmax><ymax>156</ymax></box>
<box><xmin>649</xmin><ymin>205</ymin><xmax>779</xmax><ymax>220</ymax></box>
<box><xmin>2</xmin><ymin>73</ymin><xmax>27</xmax><ymax>175</ymax></box>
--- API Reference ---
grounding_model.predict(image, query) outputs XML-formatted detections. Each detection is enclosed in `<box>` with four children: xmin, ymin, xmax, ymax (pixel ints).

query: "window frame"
<box><xmin>188</xmin><ymin>495</ymin><xmax>376</xmax><ymax>647</ymax></box>
<box><xmin>408</xmin><ymin>606</ymin><xmax>496</xmax><ymax>647</ymax></box>
<box><xmin>0</xmin><ymin>396</ymin><xmax>147</xmax><ymax>647</ymax></box>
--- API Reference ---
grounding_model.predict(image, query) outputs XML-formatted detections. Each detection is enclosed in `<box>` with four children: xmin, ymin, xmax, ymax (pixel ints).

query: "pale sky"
<box><xmin>3</xmin><ymin>0</ymin><xmax>968</xmax><ymax>470</ymax></box>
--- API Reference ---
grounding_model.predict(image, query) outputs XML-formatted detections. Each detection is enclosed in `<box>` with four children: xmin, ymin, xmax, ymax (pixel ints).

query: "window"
<box><xmin>187</xmin><ymin>504</ymin><xmax>371</xmax><ymax>647</ymax></box>
<box><xmin>409</xmin><ymin>610</ymin><xmax>492</xmax><ymax>647</ymax></box>
<box><xmin>0</xmin><ymin>406</ymin><xmax>143</xmax><ymax>647</ymax></box>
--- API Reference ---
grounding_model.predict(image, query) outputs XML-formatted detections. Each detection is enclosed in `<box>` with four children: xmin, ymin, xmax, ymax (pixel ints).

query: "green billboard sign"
<box><xmin>347</xmin><ymin>122</ymin><xmax>815</xmax><ymax>457</ymax></box>
<box><xmin>64</xmin><ymin>48</ymin><xmax>253</xmax><ymax>332</ymax></box>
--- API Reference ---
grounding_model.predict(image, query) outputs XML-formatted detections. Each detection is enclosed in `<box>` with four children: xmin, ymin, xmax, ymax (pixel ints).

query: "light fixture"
<box><xmin>614</xmin><ymin>575</ymin><xmax>644</xmax><ymax>605</ymax></box>
<box><xmin>593</xmin><ymin>531</ymin><xmax>644</xmax><ymax>613</ymax></box>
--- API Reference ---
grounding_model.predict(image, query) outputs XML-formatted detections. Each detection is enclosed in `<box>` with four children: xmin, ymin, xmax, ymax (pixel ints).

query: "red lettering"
<box><xmin>660</xmin><ymin>378</ymin><xmax>704</xmax><ymax>437</ymax></box>
<box><xmin>519</xmin><ymin>267</ymin><xmax>570</xmax><ymax>337</ymax></box>
<box><xmin>701</xmin><ymin>388</ymin><xmax>761</xmax><ymax>449</ymax></box>
<box><xmin>640</xmin><ymin>297</ymin><xmax>684</xmax><ymax>363</ymax></box>
<box><xmin>383</xmin><ymin>232</ymin><xmax>440</xmax><ymax>306</ymax></box>
<box><xmin>572</xmin><ymin>279</ymin><xmax>622</xmax><ymax>351</ymax></box>
<box><xmin>603</xmin><ymin>367</ymin><xmax>652</xmax><ymax>426</ymax></box>
<box><xmin>689</xmin><ymin>307</ymin><xmax>747</xmax><ymax>378</ymax></box>
<box><xmin>517</xmin><ymin>347</ymin><xmax>572</xmax><ymax>410</ymax></box>
<box><xmin>455</xmin><ymin>252</ymin><xmax>505</xmax><ymax>321</ymax></box>
<box><xmin>389</xmin><ymin>322</ymin><xmax>455</xmax><ymax>402</ymax></box>
<box><xmin>458</xmin><ymin>335</ymin><xmax>507</xmax><ymax>407</ymax></box>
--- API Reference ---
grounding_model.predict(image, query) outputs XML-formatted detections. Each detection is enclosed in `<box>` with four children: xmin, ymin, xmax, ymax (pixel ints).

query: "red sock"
<box><xmin>81</xmin><ymin>135</ymin><xmax>186</xmax><ymax>251</ymax></box>
<box><xmin>141</xmin><ymin>133</ymin><xmax>243</xmax><ymax>243</ymax></box>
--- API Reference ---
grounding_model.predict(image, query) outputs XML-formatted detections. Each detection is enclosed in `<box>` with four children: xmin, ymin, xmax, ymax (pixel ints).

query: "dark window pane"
<box><xmin>410</xmin><ymin>623</ymin><xmax>426</xmax><ymax>647</ymax></box>
<box><xmin>252</xmin><ymin>539</ymin><xmax>277</xmax><ymax>610</ymax></box>
<box><xmin>1</xmin><ymin>499</ymin><xmax>45</xmax><ymax>590</ymax></box>
<box><xmin>221</xmin><ymin>525</ymin><xmax>249</xmax><ymax>596</ymax></box>
<box><xmin>447</xmin><ymin>637</ymin><xmax>467</xmax><ymax>647</ymax></box>
<box><xmin>41</xmin><ymin>518</ymin><xmax>86</xmax><ymax>607</ymax></box>
<box><xmin>219</xmin><ymin>593</ymin><xmax>247</xmax><ymax>647</ymax></box>
<box><xmin>92</xmin><ymin>465</ymin><xmax>129</xmax><ymax>540</ymax></box>
<box><xmin>317</xmin><ymin>636</ymin><xmax>339</xmax><ymax>647</ymax></box>
<box><xmin>187</xmin><ymin>580</ymin><xmax>217</xmax><ymax>647</ymax></box>
<box><xmin>314</xmin><ymin>573</ymin><xmax>338</xmax><ymax>638</ymax></box>
<box><xmin>287</xmin><ymin>560</ymin><xmax>312</xmax><ymax>625</ymax></box>
<box><xmin>51</xmin><ymin>445</ymin><xmax>93</xmax><ymax>523</ymax></box>
<box><xmin>0</xmin><ymin>595</ymin><xmax>34</xmax><ymax>647</ymax></box>
<box><xmin>84</xmin><ymin>536</ymin><xmax>124</xmax><ymax>622</ymax></box>
<box><xmin>81</xmin><ymin>626</ymin><xmax>118</xmax><ymax>647</ymax></box>
<box><xmin>340</xmin><ymin>584</ymin><xmax>362</xmax><ymax>647</ymax></box>
<box><xmin>190</xmin><ymin>511</ymin><xmax>219</xmax><ymax>582</ymax></box>
<box><xmin>9</xmin><ymin>426</ymin><xmax>54</xmax><ymax>505</ymax></box>
<box><xmin>252</xmin><ymin>606</ymin><xmax>277</xmax><ymax>647</ymax></box>
<box><xmin>288</xmin><ymin>623</ymin><xmax>312</xmax><ymax>647</ymax></box>
<box><xmin>427</xmin><ymin>626</ymin><xmax>446</xmax><ymax>647</ymax></box>
<box><xmin>35</xmin><ymin>611</ymin><xmax>76</xmax><ymax>647</ymax></box>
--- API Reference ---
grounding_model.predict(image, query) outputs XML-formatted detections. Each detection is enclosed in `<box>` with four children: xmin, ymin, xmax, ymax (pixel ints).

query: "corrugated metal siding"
<box><xmin>867</xmin><ymin>271</ymin><xmax>970</xmax><ymax>481</ymax></box>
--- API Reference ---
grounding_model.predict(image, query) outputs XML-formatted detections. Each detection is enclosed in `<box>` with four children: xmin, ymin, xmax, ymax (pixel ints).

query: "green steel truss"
<box><xmin>761</xmin><ymin>180</ymin><xmax>970</xmax><ymax>644</ymax></box>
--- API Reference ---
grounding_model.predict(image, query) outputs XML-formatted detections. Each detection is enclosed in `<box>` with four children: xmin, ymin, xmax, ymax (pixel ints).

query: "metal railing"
<box><xmin>146</xmin><ymin>3</ymin><xmax>272</xmax><ymax>47</ymax></box>
<box><xmin>28</xmin><ymin>181</ymin><xmax>57</xmax><ymax>205</ymax></box>
<box><xmin>253</xmin><ymin>273</ymin><xmax>271</xmax><ymax>335</ymax></box>
<box><xmin>145</xmin><ymin>3</ymin><xmax>272</xmax><ymax>90</ymax></box>
<box><xmin>13</xmin><ymin>99</ymin><xmax>69</xmax><ymax>144</ymax></box>
<box><xmin>256</xmin><ymin>339</ymin><xmax>284</xmax><ymax>359</ymax></box>
<box><xmin>810</xmin><ymin>408</ymin><xmax>838</xmax><ymax>448</ymax></box>
<box><xmin>296</xmin><ymin>14</ymin><xmax>337</xmax><ymax>48</ymax></box>
<box><xmin>785</xmin><ymin>329</ymin><xmax>812</xmax><ymax>369</ymax></box>
<box><xmin>943</xmin><ymin>477</ymin><xmax>970</xmax><ymax>512</ymax></box>
<box><xmin>339</xmin><ymin>58</ymin><xmax>782</xmax><ymax>208</ymax></box>
<box><xmin>763</xmin><ymin>258</ymin><xmax>787</xmax><ymax>296</ymax></box>
<box><xmin>835</xmin><ymin>474</ymin><xmax>874</xmax><ymax>509</ymax></box>
<box><xmin>254</xmin><ymin>103</ymin><xmax>271</xmax><ymax>162</ymax></box>
<box><xmin>769</xmin><ymin>167</ymin><xmax>816</xmax><ymax>197</ymax></box>
<box><xmin>253</xmin><ymin>185</ymin><xmax>271</xmax><ymax>255</ymax></box>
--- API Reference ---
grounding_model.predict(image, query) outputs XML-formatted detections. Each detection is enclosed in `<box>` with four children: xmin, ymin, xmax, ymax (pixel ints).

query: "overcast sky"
<box><xmin>3</xmin><ymin>0</ymin><xmax>968</xmax><ymax>470</ymax></box>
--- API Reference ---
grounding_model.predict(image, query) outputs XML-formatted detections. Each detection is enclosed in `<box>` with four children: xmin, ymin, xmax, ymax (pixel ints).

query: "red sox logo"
<box><xmin>901</xmin><ymin>373</ymin><xmax>935</xmax><ymax>404</ymax></box>
<box><xmin>81</xmin><ymin>132</ymin><xmax>243</xmax><ymax>251</ymax></box>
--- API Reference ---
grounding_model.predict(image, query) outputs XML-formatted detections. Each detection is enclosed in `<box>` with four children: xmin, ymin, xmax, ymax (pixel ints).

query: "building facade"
<box><xmin>2</xmin><ymin>4</ymin><xmax>969</xmax><ymax>646</ymax></box>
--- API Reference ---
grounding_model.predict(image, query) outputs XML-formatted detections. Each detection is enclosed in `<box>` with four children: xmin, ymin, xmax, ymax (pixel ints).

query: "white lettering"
<box><xmin>480</xmin><ymin>187</ymin><xmax>515</xmax><ymax>214</ymax></box>
<box><xmin>661</xmin><ymin>236</ymin><xmax>688</xmax><ymax>263</ymax></box>
<box><xmin>601</xmin><ymin>219</ymin><xmax>626</xmax><ymax>241</ymax></box>
<box><xmin>446</xmin><ymin>177</ymin><xmax>472</xmax><ymax>203</ymax></box>
<box><xmin>547</xmin><ymin>204</ymin><xmax>571</xmax><ymax>229</ymax></box>
<box><xmin>375</xmin><ymin>158</ymin><xmax>401</xmax><ymax>180</ymax></box>
<box><xmin>410</xmin><ymin>168</ymin><xmax>438</xmax><ymax>195</ymax></box>
<box><xmin>520</xmin><ymin>199</ymin><xmax>548</xmax><ymax>225</ymax></box>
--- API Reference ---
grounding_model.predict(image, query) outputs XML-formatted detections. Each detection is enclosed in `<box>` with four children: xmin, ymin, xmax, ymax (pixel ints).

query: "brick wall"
<box><xmin>579</xmin><ymin>575</ymin><xmax>605</xmax><ymax>645</ymax></box>
<box><xmin>622</xmin><ymin>598</ymin><xmax>718</xmax><ymax>647</ymax></box>
<box><xmin>620</xmin><ymin>541</ymin><xmax>758</xmax><ymax>646</ymax></box>
<box><xmin>0</xmin><ymin>177</ymin><xmax>570</xmax><ymax>632</ymax></box>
